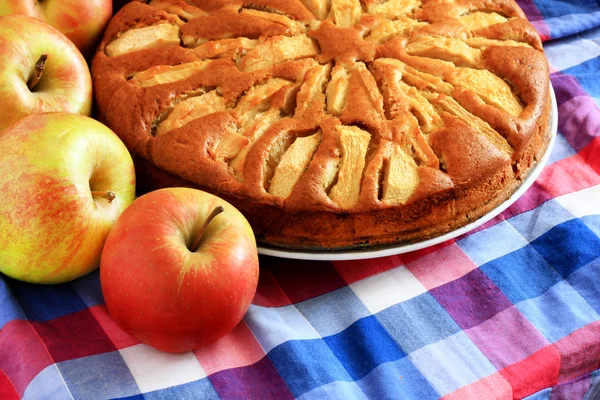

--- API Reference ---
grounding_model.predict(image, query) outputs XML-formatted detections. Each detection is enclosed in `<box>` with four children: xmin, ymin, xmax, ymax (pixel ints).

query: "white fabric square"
<box><xmin>545</xmin><ymin>36</ymin><xmax>600</xmax><ymax>71</ymax></box>
<box><xmin>244</xmin><ymin>304</ymin><xmax>320</xmax><ymax>354</ymax></box>
<box><xmin>458</xmin><ymin>220</ymin><xmax>529</xmax><ymax>266</ymax></box>
<box><xmin>350</xmin><ymin>265</ymin><xmax>426</xmax><ymax>314</ymax></box>
<box><xmin>508</xmin><ymin>199</ymin><xmax>575</xmax><ymax>242</ymax></box>
<box><xmin>297</xmin><ymin>379</ymin><xmax>368</xmax><ymax>400</ymax></box>
<box><xmin>295</xmin><ymin>286</ymin><xmax>371</xmax><ymax>337</ymax></box>
<box><xmin>120</xmin><ymin>344</ymin><xmax>206</xmax><ymax>393</ymax></box>
<box><xmin>408</xmin><ymin>331</ymin><xmax>497</xmax><ymax>396</ymax></box>
<box><xmin>23</xmin><ymin>365</ymin><xmax>73</xmax><ymax>400</ymax></box>
<box><xmin>557</xmin><ymin>185</ymin><xmax>600</xmax><ymax>218</ymax></box>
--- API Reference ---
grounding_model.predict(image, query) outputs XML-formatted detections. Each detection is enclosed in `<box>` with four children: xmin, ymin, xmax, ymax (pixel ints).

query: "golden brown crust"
<box><xmin>92</xmin><ymin>0</ymin><xmax>551</xmax><ymax>249</ymax></box>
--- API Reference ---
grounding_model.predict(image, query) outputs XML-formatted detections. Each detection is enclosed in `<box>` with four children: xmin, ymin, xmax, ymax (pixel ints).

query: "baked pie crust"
<box><xmin>92</xmin><ymin>0</ymin><xmax>551</xmax><ymax>249</ymax></box>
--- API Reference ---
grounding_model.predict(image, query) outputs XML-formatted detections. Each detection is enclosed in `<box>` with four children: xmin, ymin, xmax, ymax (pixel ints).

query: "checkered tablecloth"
<box><xmin>2</xmin><ymin>0</ymin><xmax>600</xmax><ymax>399</ymax></box>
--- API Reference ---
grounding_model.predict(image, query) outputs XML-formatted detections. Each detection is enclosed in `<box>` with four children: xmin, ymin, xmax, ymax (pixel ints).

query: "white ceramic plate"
<box><xmin>258</xmin><ymin>84</ymin><xmax>558</xmax><ymax>261</ymax></box>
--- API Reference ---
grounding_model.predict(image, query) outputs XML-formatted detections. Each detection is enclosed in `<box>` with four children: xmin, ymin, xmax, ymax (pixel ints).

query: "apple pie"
<box><xmin>92</xmin><ymin>0</ymin><xmax>551</xmax><ymax>249</ymax></box>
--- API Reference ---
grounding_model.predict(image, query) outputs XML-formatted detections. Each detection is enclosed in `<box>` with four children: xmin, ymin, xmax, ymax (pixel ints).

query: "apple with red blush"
<box><xmin>100</xmin><ymin>188</ymin><xmax>260</xmax><ymax>353</ymax></box>
<box><xmin>0</xmin><ymin>15</ymin><xmax>92</xmax><ymax>132</ymax></box>
<box><xmin>0</xmin><ymin>112</ymin><xmax>136</xmax><ymax>284</ymax></box>
<box><xmin>0</xmin><ymin>0</ymin><xmax>112</xmax><ymax>56</ymax></box>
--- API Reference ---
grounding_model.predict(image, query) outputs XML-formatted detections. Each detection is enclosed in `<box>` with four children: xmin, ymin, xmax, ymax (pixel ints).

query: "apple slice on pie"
<box><xmin>329</xmin><ymin>125</ymin><xmax>371</xmax><ymax>209</ymax></box>
<box><xmin>105</xmin><ymin>23</ymin><xmax>181</xmax><ymax>57</ymax></box>
<box><xmin>269</xmin><ymin>131</ymin><xmax>322</xmax><ymax>198</ymax></box>
<box><xmin>132</xmin><ymin>60</ymin><xmax>210</xmax><ymax>87</ymax></box>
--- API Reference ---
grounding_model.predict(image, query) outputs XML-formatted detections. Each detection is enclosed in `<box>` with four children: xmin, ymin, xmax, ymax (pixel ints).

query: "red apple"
<box><xmin>0</xmin><ymin>0</ymin><xmax>112</xmax><ymax>56</ymax></box>
<box><xmin>100</xmin><ymin>188</ymin><xmax>260</xmax><ymax>353</ymax></box>
<box><xmin>0</xmin><ymin>15</ymin><xmax>92</xmax><ymax>132</ymax></box>
<box><xmin>0</xmin><ymin>112</ymin><xmax>136</xmax><ymax>284</ymax></box>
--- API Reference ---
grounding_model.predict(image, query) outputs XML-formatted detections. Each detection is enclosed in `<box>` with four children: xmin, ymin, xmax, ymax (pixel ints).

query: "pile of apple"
<box><xmin>0</xmin><ymin>4</ymin><xmax>259</xmax><ymax>353</ymax></box>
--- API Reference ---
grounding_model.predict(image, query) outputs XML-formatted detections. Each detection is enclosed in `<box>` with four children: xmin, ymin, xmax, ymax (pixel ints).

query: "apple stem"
<box><xmin>28</xmin><ymin>54</ymin><xmax>48</xmax><ymax>91</ymax></box>
<box><xmin>190</xmin><ymin>206</ymin><xmax>224</xmax><ymax>252</ymax></box>
<box><xmin>92</xmin><ymin>190</ymin><xmax>116</xmax><ymax>204</ymax></box>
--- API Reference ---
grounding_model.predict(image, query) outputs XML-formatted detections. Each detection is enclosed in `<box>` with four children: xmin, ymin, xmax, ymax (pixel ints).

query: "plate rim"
<box><xmin>257</xmin><ymin>83</ymin><xmax>559</xmax><ymax>261</ymax></box>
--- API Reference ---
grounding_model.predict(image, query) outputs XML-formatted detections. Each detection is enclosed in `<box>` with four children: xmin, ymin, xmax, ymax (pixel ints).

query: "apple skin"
<box><xmin>0</xmin><ymin>0</ymin><xmax>112</xmax><ymax>56</ymax></box>
<box><xmin>0</xmin><ymin>112</ymin><xmax>136</xmax><ymax>284</ymax></box>
<box><xmin>100</xmin><ymin>188</ymin><xmax>260</xmax><ymax>353</ymax></box>
<box><xmin>0</xmin><ymin>15</ymin><xmax>92</xmax><ymax>132</ymax></box>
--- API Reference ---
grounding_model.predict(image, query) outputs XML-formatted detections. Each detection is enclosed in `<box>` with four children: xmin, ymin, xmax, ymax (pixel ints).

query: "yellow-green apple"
<box><xmin>100</xmin><ymin>188</ymin><xmax>260</xmax><ymax>353</ymax></box>
<box><xmin>0</xmin><ymin>0</ymin><xmax>112</xmax><ymax>56</ymax></box>
<box><xmin>0</xmin><ymin>15</ymin><xmax>92</xmax><ymax>132</ymax></box>
<box><xmin>0</xmin><ymin>112</ymin><xmax>136</xmax><ymax>284</ymax></box>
